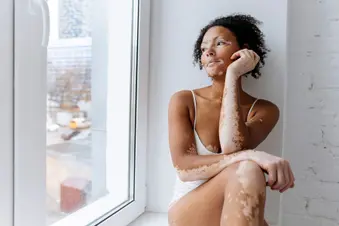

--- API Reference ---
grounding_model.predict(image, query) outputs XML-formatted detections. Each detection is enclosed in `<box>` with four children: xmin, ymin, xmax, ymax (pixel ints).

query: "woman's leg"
<box><xmin>221</xmin><ymin>161</ymin><xmax>266</xmax><ymax>226</ymax></box>
<box><xmin>168</xmin><ymin>161</ymin><xmax>267</xmax><ymax>226</ymax></box>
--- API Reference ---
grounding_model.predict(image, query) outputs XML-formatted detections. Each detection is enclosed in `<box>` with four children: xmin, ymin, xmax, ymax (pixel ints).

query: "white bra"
<box><xmin>190</xmin><ymin>90</ymin><xmax>259</xmax><ymax>155</ymax></box>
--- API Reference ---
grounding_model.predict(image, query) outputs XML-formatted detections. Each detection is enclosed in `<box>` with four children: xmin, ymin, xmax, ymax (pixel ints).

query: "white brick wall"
<box><xmin>282</xmin><ymin>1</ymin><xmax>339</xmax><ymax>225</ymax></box>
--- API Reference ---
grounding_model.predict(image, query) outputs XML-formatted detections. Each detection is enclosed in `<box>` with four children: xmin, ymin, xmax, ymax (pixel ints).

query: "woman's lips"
<box><xmin>207</xmin><ymin>59</ymin><xmax>223</xmax><ymax>67</ymax></box>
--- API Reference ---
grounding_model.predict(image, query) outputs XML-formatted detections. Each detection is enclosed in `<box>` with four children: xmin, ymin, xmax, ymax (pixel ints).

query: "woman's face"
<box><xmin>200</xmin><ymin>26</ymin><xmax>240</xmax><ymax>79</ymax></box>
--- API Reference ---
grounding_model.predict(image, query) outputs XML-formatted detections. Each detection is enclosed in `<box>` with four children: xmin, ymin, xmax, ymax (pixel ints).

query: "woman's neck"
<box><xmin>210</xmin><ymin>78</ymin><xmax>243</xmax><ymax>101</ymax></box>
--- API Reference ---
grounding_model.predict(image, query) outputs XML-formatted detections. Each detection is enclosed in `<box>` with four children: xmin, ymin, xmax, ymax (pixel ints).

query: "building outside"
<box><xmin>46</xmin><ymin>0</ymin><xmax>98</xmax><ymax>224</ymax></box>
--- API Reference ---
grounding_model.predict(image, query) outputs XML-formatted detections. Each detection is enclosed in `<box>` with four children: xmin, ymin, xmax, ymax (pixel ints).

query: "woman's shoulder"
<box><xmin>253</xmin><ymin>98</ymin><xmax>279</xmax><ymax>112</ymax></box>
<box><xmin>244</xmin><ymin>92</ymin><xmax>278</xmax><ymax>109</ymax></box>
<box><xmin>168</xmin><ymin>90</ymin><xmax>194</xmax><ymax>109</ymax></box>
<box><xmin>170</xmin><ymin>89</ymin><xmax>194</xmax><ymax>100</ymax></box>
<box><xmin>248</xmin><ymin>97</ymin><xmax>280</xmax><ymax>122</ymax></box>
<box><xmin>169</xmin><ymin>87</ymin><xmax>210</xmax><ymax>104</ymax></box>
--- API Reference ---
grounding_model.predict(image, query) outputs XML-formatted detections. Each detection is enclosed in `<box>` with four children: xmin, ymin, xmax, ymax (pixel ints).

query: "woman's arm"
<box><xmin>168</xmin><ymin>91</ymin><xmax>253</xmax><ymax>182</ymax></box>
<box><xmin>219</xmin><ymin>73</ymin><xmax>249</xmax><ymax>153</ymax></box>
<box><xmin>168</xmin><ymin>90</ymin><xmax>294</xmax><ymax>190</ymax></box>
<box><xmin>218</xmin><ymin>49</ymin><xmax>295</xmax><ymax>192</ymax></box>
<box><xmin>219</xmin><ymin>49</ymin><xmax>279</xmax><ymax>153</ymax></box>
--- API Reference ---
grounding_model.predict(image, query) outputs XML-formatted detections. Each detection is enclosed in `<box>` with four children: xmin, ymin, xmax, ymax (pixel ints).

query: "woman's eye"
<box><xmin>201</xmin><ymin>48</ymin><xmax>206</xmax><ymax>52</ymax></box>
<box><xmin>217</xmin><ymin>41</ymin><xmax>225</xmax><ymax>46</ymax></box>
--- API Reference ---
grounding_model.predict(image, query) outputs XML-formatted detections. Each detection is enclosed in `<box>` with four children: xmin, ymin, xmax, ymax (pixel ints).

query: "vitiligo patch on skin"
<box><xmin>234</xmin><ymin>161</ymin><xmax>266</xmax><ymax>224</ymax></box>
<box><xmin>186</xmin><ymin>143</ymin><xmax>197</xmax><ymax>155</ymax></box>
<box><xmin>174</xmin><ymin>150</ymin><xmax>250</xmax><ymax>181</ymax></box>
<box><xmin>203</xmin><ymin>59</ymin><xmax>226</xmax><ymax>78</ymax></box>
<box><xmin>219</xmin><ymin>78</ymin><xmax>247</xmax><ymax>153</ymax></box>
<box><xmin>175</xmin><ymin>162</ymin><xmax>218</xmax><ymax>181</ymax></box>
<box><xmin>205</xmin><ymin>144</ymin><xmax>220</xmax><ymax>153</ymax></box>
<box><xmin>238</xmin><ymin>192</ymin><xmax>265</xmax><ymax>225</ymax></box>
<box><xmin>248</xmin><ymin>117</ymin><xmax>264</xmax><ymax>124</ymax></box>
<box><xmin>236</xmin><ymin>161</ymin><xmax>257</xmax><ymax>189</ymax></box>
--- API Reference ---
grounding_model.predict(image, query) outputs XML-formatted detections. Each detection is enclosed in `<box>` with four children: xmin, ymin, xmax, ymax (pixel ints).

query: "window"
<box><xmin>48</xmin><ymin>0</ymin><xmax>92</xmax><ymax>47</ymax></box>
<box><xmin>14</xmin><ymin>0</ymin><xmax>150</xmax><ymax>225</ymax></box>
<box><xmin>58</xmin><ymin>0</ymin><xmax>92</xmax><ymax>39</ymax></box>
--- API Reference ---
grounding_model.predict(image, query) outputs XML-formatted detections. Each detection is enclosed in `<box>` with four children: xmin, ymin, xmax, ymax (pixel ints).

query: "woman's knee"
<box><xmin>223</xmin><ymin>161</ymin><xmax>266</xmax><ymax>223</ymax></box>
<box><xmin>227</xmin><ymin>160</ymin><xmax>266</xmax><ymax>194</ymax></box>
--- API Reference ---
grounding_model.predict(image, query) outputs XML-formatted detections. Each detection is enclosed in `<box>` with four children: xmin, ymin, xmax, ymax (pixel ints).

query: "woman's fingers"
<box><xmin>230</xmin><ymin>50</ymin><xmax>243</xmax><ymax>60</ymax></box>
<box><xmin>279</xmin><ymin>163</ymin><xmax>291</xmax><ymax>192</ymax></box>
<box><xmin>243</xmin><ymin>49</ymin><xmax>252</xmax><ymax>59</ymax></box>
<box><xmin>244</xmin><ymin>49</ymin><xmax>260</xmax><ymax>67</ymax></box>
<box><xmin>272</xmin><ymin>163</ymin><xmax>285</xmax><ymax>190</ymax></box>
<box><xmin>231</xmin><ymin>49</ymin><xmax>252</xmax><ymax>60</ymax></box>
<box><xmin>280</xmin><ymin>170</ymin><xmax>294</xmax><ymax>193</ymax></box>
<box><xmin>289</xmin><ymin>163</ymin><xmax>295</xmax><ymax>188</ymax></box>
<box><xmin>252</xmin><ymin>51</ymin><xmax>260</xmax><ymax>63</ymax></box>
<box><xmin>279</xmin><ymin>162</ymin><xmax>295</xmax><ymax>192</ymax></box>
<box><xmin>266</xmin><ymin>165</ymin><xmax>277</xmax><ymax>187</ymax></box>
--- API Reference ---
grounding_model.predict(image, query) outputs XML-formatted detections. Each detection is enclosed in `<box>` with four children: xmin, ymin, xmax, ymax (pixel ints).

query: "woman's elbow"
<box><xmin>221</xmin><ymin>144</ymin><xmax>244</xmax><ymax>155</ymax></box>
<box><xmin>172</xmin><ymin>161</ymin><xmax>195</xmax><ymax>182</ymax></box>
<box><xmin>177</xmin><ymin>170</ymin><xmax>197</xmax><ymax>182</ymax></box>
<box><xmin>221</xmin><ymin>139</ymin><xmax>251</xmax><ymax>154</ymax></box>
<box><xmin>177</xmin><ymin>172</ymin><xmax>190</xmax><ymax>182</ymax></box>
<box><xmin>173</xmin><ymin>163</ymin><xmax>191</xmax><ymax>182</ymax></box>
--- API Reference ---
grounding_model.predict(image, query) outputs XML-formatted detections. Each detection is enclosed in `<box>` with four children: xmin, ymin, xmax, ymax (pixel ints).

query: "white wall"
<box><xmin>147</xmin><ymin>0</ymin><xmax>287</xmax><ymax>225</ymax></box>
<box><xmin>281</xmin><ymin>1</ymin><xmax>339</xmax><ymax>225</ymax></box>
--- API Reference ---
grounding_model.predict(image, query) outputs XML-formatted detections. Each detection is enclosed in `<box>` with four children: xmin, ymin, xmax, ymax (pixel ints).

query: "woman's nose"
<box><xmin>205</xmin><ymin>48</ymin><xmax>215</xmax><ymax>57</ymax></box>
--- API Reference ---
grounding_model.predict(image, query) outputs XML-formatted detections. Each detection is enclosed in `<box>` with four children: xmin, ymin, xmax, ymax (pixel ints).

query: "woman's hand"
<box><xmin>248</xmin><ymin>150</ymin><xmax>295</xmax><ymax>193</ymax></box>
<box><xmin>227</xmin><ymin>49</ymin><xmax>260</xmax><ymax>79</ymax></box>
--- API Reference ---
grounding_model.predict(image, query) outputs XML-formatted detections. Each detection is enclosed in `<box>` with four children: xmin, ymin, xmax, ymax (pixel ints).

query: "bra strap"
<box><xmin>247</xmin><ymin>98</ymin><xmax>259</xmax><ymax>120</ymax></box>
<box><xmin>190</xmin><ymin>90</ymin><xmax>197</xmax><ymax>128</ymax></box>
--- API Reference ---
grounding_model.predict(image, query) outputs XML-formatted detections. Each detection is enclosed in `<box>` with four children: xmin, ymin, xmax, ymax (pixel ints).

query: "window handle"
<box><xmin>28</xmin><ymin>0</ymin><xmax>50</xmax><ymax>47</ymax></box>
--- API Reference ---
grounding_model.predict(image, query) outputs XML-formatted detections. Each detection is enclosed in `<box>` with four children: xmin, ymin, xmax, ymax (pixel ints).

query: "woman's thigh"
<box><xmin>168</xmin><ymin>161</ymin><xmax>267</xmax><ymax>226</ymax></box>
<box><xmin>168</xmin><ymin>162</ymin><xmax>240</xmax><ymax>226</ymax></box>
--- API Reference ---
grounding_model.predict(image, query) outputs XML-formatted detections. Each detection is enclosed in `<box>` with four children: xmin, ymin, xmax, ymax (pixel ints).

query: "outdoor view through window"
<box><xmin>45</xmin><ymin>0</ymin><xmax>135</xmax><ymax>224</ymax></box>
<box><xmin>46</xmin><ymin>1</ymin><xmax>93</xmax><ymax>224</ymax></box>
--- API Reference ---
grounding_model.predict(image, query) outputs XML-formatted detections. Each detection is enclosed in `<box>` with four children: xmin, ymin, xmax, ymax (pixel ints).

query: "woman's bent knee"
<box><xmin>224</xmin><ymin>161</ymin><xmax>266</xmax><ymax>223</ymax></box>
<box><xmin>229</xmin><ymin>160</ymin><xmax>266</xmax><ymax>194</ymax></box>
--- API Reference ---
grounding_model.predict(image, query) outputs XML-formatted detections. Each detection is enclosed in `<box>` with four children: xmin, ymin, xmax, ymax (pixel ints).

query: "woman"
<box><xmin>167</xmin><ymin>14</ymin><xmax>295</xmax><ymax>226</ymax></box>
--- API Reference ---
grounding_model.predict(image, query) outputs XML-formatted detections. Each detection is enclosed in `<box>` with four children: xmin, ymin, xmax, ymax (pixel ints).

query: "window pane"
<box><xmin>58</xmin><ymin>0</ymin><xmax>92</xmax><ymax>38</ymax></box>
<box><xmin>46</xmin><ymin>0</ymin><xmax>136</xmax><ymax>224</ymax></box>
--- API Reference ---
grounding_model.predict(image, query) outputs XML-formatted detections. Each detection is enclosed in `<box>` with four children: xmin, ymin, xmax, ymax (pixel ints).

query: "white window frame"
<box><xmin>14</xmin><ymin>0</ymin><xmax>150</xmax><ymax>225</ymax></box>
<box><xmin>0</xmin><ymin>0</ymin><xmax>14</xmax><ymax>225</ymax></box>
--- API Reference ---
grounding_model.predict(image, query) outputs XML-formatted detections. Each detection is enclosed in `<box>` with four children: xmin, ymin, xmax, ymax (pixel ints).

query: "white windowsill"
<box><xmin>128</xmin><ymin>212</ymin><xmax>279</xmax><ymax>226</ymax></box>
<box><xmin>128</xmin><ymin>212</ymin><xmax>168</xmax><ymax>226</ymax></box>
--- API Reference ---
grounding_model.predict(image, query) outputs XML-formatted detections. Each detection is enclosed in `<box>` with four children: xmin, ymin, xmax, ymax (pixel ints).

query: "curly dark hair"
<box><xmin>193</xmin><ymin>14</ymin><xmax>269</xmax><ymax>79</ymax></box>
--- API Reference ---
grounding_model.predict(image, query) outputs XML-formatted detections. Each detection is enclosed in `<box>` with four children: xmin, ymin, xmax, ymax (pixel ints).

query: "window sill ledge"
<box><xmin>128</xmin><ymin>211</ymin><xmax>279</xmax><ymax>226</ymax></box>
<box><xmin>128</xmin><ymin>212</ymin><xmax>168</xmax><ymax>226</ymax></box>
